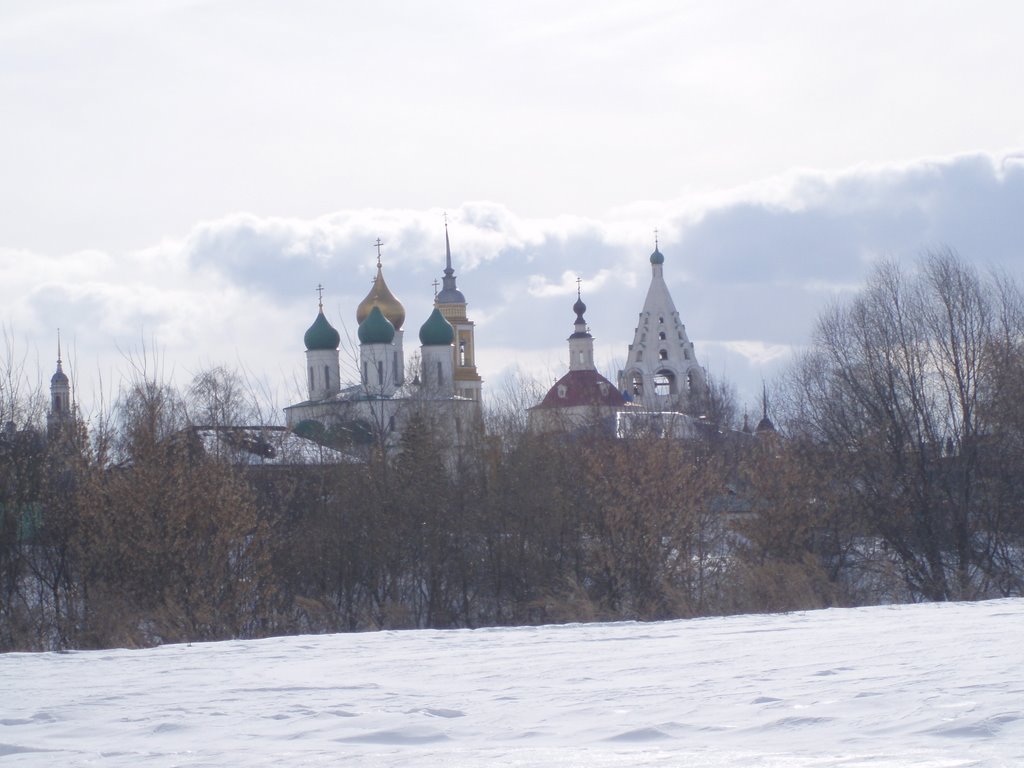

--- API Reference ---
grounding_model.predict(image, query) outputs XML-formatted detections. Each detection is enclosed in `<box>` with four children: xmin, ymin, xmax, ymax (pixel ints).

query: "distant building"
<box><xmin>528</xmin><ymin>286</ymin><xmax>626</xmax><ymax>433</ymax></box>
<box><xmin>284</xmin><ymin>228</ymin><xmax>482</xmax><ymax>452</ymax></box>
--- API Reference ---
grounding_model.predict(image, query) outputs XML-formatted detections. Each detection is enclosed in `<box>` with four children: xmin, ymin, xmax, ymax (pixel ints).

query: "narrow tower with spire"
<box><xmin>47</xmin><ymin>330</ymin><xmax>72</xmax><ymax>439</ymax></box>
<box><xmin>434</xmin><ymin>219</ymin><xmax>482</xmax><ymax>402</ymax></box>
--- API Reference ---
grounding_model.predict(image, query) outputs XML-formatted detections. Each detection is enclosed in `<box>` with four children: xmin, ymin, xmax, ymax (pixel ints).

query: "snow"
<box><xmin>3</xmin><ymin>599</ymin><xmax>1023</xmax><ymax>767</ymax></box>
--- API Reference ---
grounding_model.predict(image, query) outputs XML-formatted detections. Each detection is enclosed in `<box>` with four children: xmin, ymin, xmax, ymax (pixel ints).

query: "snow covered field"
<box><xmin>3</xmin><ymin>599</ymin><xmax>1023</xmax><ymax>767</ymax></box>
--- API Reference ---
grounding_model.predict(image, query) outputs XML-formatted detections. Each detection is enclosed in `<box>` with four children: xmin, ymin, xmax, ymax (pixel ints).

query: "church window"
<box><xmin>437</xmin><ymin>361</ymin><xmax>443</xmax><ymax>386</ymax></box>
<box><xmin>557</xmin><ymin>384</ymin><xmax>567</xmax><ymax>399</ymax></box>
<box><xmin>684</xmin><ymin>348</ymin><xmax>690</xmax><ymax>360</ymax></box>
<box><xmin>324</xmin><ymin>366</ymin><xmax>330</xmax><ymax>389</ymax></box>
<box><xmin>658</xmin><ymin>331</ymin><xmax>666</xmax><ymax>340</ymax></box>
<box><xmin>309</xmin><ymin>366</ymin><xmax>314</xmax><ymax>391</ymax></box>
<box><xmin>377</xmin><ymin>361</ymin><xmax>384</xmax><ymax>385</ymax></box>
<box><xmin>388</xmin><ymin>415</ymin><xmax>395</xmax><ymax>431</ymax></box>
<box><xmin>659</xmin><ymin>349</ymin><xmax>668</xmax><ymax>361</ymax></box>
<box><xmin>459</xmin><ymin>339</ymin><xmax>466</xmax><ymax>366</ymax></box>
<box><xmin>362</xmin><ymin>362</ymin><xmax>367</xmax><ymax>384</ymax></box>
<box><xmin>641</xmin><ymin>333</ymin><xmax>646</xmax><ymax>342</ymax></box>
<box><xmin>636</xmin><ymin>350</ymin><xmax>643</xmax><ymax>362</ymax></box>
<box><xmin>687</xmin><ymin>371</ymin><xmax>694</xmax><ymax>392</ymax></box>
<box><xmin>658</xmin><ymin>316</ymin><xmax>664</xmax><ymax>324</ymax></box>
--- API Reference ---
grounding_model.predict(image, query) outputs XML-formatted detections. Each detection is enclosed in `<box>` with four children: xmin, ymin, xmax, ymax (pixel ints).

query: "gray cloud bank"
<box><xmin>3</xmin><ymin>151</ymin><xmax>1022</xmax><ymax>420</ymax></box>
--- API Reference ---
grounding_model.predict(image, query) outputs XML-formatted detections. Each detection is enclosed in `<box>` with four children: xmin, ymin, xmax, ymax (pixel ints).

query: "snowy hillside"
<box><xmin>3</xmin><ymin>599</ymin><xmax>1023</xmax><ymax>767</ymax></box>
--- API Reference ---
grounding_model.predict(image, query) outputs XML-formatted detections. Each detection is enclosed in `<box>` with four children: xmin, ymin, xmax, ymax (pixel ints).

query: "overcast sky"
<box><xmin>2</xmin><ymin>0</ymin><xmax>1023</xmax><ymax>421</ymax></box>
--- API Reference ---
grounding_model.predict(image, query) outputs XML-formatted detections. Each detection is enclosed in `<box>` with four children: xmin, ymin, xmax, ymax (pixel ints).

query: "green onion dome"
<box><xmin>650</xmin><ymin>247</ymin><xmax>665</xmax><ymax>265</ymax></box>
<box><xmin>418</xmin><ymin>307</ymin><xmax>455</xmax><ymax>346</ymax></box>
<box><xmin>357</xmin><ymin>305</ymin><xmax>396</xmax><ymax>345</ymax></box>
<box><xmin>304</xmin><ymin>309</ymin><xmax>341</xmax><ymax>351</ymax></box>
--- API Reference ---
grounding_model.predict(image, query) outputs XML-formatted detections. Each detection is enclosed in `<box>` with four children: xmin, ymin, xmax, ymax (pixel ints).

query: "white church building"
<box><xmin>283</xmin><ymin>228</ymin><xmax>482</xmax><ymax>451</ymax></box>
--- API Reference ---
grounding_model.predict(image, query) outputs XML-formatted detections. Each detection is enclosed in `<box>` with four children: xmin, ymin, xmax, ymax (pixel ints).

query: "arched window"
<box><xmin>636</xmin><ymin>350</ymin><xmax>643</xmax><ymax>362</ymax></box>
<box><xmin>653</xmin><ymin>370</ymin><xmax>676</xmax><ymax>396</ymax></box>
<box><xmin>684</xmin><ymin>348</ymin><xmax>690</xmax><ymax>360</ymax></box>
<box><xmin>658</xmin><ymin>331</ymin><xmax>666</xmax><ymax>340</ymax></box>
<box><xmin>659</xmin><ymin>349</ymin><xmax>668</xmax><ymax>361</ymax></box>
<box><xmin>309</xmin><ymin>366</ymin><xmax>315</xmax><ymax>391</ymax></box>
<box><xmin>377</xmin><ymin>361</ymin><xmax>384</xmax><ymax>385</ymax></box>
<box><xmin>324</xmin><ymin>366</ymin><xmax>330</xmax><ymax>389</ymax></box>
<box><xmin>437</xmin><ymin>361</ymin><xmax>443</xmax><ymax>386</ymax></box>
<box><xmin>630</xmin><ymin>372</ymin><xmax>643</xmax><ymax>395</ymax></box>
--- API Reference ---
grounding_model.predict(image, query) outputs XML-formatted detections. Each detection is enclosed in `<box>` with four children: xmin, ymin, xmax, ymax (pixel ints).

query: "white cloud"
<box><xmin>3</xmin><ymin>151</ymin><xmax>1024</xmax><ymax>420</ymax></box>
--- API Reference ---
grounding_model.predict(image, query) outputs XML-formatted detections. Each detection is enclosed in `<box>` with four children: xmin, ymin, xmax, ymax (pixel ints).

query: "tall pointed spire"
<box><xmin>51</xmin><ymin>329</ymin><xmax>68</xmax><ymax>385</ymax></box>
<box><xmin>437</xmin><ymin>214</ymin><xmax>465</xmax><ymax>305</ymax></box>
<box><xmin>756</xmin><ymin>382</ymin><xmax>775</xmax><ymax>433</ymax></box>
<box><xmin>444</xmin><ymin>214</ymin><xmax>454</xmax><ymax>278</ymax></box>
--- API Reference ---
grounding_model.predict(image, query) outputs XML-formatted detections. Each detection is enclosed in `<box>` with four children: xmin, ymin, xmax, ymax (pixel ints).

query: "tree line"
<box><xmin>2</xmin><ymin>249</ymin><xmax>1023</xmax><ymax>651</ymax></box>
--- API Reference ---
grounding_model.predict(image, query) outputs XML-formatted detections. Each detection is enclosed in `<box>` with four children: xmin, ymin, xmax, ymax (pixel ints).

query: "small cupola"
<box><xmin>419</xmin><ymin>307</ymin><xmax>455</xmax><ymax>346</ymax></box>
<box><xmin>358</xmin><ymin>305</ymin><xmax>396</xmax><ymax>345</ymax></box>
<box><xmin>304</xmin><ymin>310</ymin><xmax>341</xmax><ymax>351</ymax></box>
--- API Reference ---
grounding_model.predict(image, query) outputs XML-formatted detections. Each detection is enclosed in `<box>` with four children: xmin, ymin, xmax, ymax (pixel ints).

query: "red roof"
<box><xmin>534</xmin><ymin>369</ymin><xmax>626</xmax><ymax>409</ymax></box>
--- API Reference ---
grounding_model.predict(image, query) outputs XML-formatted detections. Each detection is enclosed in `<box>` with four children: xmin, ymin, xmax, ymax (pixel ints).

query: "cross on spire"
<box><xmin>57</xmin><ymin>327</ymin><xmax>62</xmax><ymax>365</ymax></box>
<box><xmin>654</xmin><ymin>227</ymin><xmax>659</xmax><ymax>250</ymax></box>
<box><xmin>432</xmin><ymin>278</ymin><xmax>440</xmax><ymax>298</ymax></box>
<box><xmin>576</xmin><ymin>276</ymin><xmax>582</xmax><ymax>300</ymax></box>
<box><xmin>316</xmin><ymin>283</ymin><xmax>324</xmax><ymax>309</ymax></box>
<box><xmin>374</xmin><ymin>238</ymin><xmax>384</xmax><ymax>268</ymax></box>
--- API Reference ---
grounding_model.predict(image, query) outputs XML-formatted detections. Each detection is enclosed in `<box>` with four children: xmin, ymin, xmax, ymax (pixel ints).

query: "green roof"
<box><xmin>418</xmin><ymin>307</ymin><xmax>455</xmax><ymax>346</ymax></box>
<box><xmin>304</xmin><ymin>310</ymin><xmax>341</xmax><ymax>351</ymax></box>
<box><xmin>357</xmin><ymin>305</ymin><xmax>396</xmax><ymax>345</ymax></box>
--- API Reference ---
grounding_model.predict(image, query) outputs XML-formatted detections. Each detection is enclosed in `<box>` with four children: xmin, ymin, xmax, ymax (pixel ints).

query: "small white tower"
<box><xmin>568</xmin><ymin>279</ymin><xmax>595</xmax><ymax>371</ymax></box>
<box><xmin>358</xmin><ymin>306</ymin><xmax>399</xmax><ymax>398</ymax></box>
<box><xmin>303</xmin><ymin>285</ymin><xmax>342</xmax><ymax>402</ymax></box>
<box><xmin>418</xmin><ymin>307</ymin><xmax>455</xmax><ymax>394</ymax></box>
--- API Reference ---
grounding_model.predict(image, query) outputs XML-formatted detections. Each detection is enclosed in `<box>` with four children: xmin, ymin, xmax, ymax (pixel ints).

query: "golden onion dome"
<box><xmin>356</xmin><ymin>266</ymin><xmax>406</xmax><ymax>331</ymax></box>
